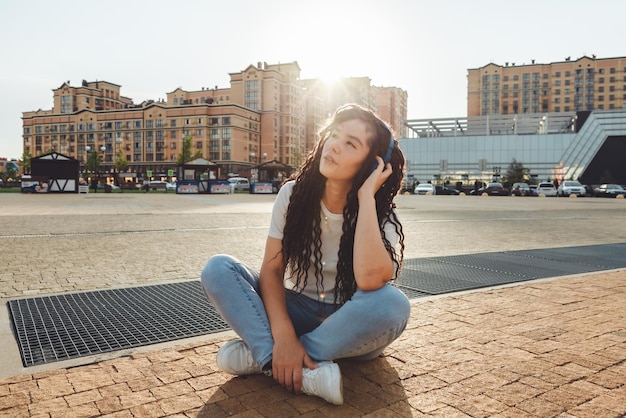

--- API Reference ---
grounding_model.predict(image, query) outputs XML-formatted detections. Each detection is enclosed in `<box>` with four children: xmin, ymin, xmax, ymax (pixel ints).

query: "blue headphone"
<box><xmin>369</xmin><ymin>134</ymin><xmax>395</xmax><ymax>174</ymax></box>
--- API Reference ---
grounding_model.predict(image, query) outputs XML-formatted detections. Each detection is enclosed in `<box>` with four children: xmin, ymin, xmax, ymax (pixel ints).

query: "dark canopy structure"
<box><xmin>30</xmin><ymin>152</ymin><xmax>80</xmax><ymax>193</ymax></box>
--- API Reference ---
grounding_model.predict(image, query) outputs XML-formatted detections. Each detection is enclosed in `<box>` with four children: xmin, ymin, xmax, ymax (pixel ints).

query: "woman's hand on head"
<box><xmin>359</xmin><ymin>156</ymin><xmax>393</xmax><ymax>199</ymax></box>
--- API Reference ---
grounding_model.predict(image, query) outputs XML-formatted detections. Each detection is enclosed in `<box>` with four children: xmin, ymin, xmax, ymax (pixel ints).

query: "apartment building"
<box><xmin>22</xmin><ymin>85</ymin><xmax>261</xmax><ymax>181</ymax></box>
<box><xmin>468</xmin><ymin>55</ymin><xmax>626</xmax><ymax>116</ymax></box>
<box><xmin>299</xmin><ymin>77</ymin><xmax>408</xmax><ymax>140</ymax></box>
<box><xmin>22</xmin><ymin>61</ymin><xmax>407</xmax><ymax>182</ymax></box>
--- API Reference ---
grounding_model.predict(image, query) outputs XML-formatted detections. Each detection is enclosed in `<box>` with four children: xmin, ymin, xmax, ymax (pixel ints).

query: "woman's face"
<box><xmin>319</xmin><ymin>118</ymin><xmax>372</xmax><ymax>182</ymax></box>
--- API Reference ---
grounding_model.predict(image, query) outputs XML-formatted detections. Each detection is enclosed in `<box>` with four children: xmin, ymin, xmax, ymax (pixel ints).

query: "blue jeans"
<box><xmin>200</xmin><ymin>254</ymin><xmax>411</xmax><ymax>370</ymax></box>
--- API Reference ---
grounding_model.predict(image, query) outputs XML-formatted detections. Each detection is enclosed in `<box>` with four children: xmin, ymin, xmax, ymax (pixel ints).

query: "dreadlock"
<box><xmin>281</xmin><ymin>104</ymin><xmax>405</xmax><ymax>304</ymax></box>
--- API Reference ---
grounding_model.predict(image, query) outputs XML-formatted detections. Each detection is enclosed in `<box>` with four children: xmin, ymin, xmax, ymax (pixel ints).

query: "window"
<box><xmin>170</xmin><ymin>120</ymin><xmax>177</xmax><ymax>127</ymax></box>
<box><xmin>222</xmin><ymin>117</ymin><xmax>231</xmax><ymax>125</ymax></box>
<box><xmin>222</xmin><ymin>128</ymin><xmax>231</xmax><ymax>139</ymax></box>
<box><xmin>196</xmin><ymin>141</ymin><xmax>202</xmax><ymax>149</ymax></box>
<box><xmin>196</xmin><ymin>129</ymin><xmax>203</xmax><ymax>137</ymax></box>
<box><xmin>146</xmin><ymin>120</ymin><xmax>153</xmax><ymax>128</ymax></box>
<box><xmin>170</xmin><ymin>142</ymin><xmax>177</xmax><ymax>149</ymax></box>
<box><xmin>210</xmin><ymin>117</ymin><xmax>219</xmax><ymax>125</ymax></box>
<box><xmin>134</xmin><ymin>121</ymin><xmax>141</xmax><ymax>128</ymax></box>
<box><xmin>156</xmin><ymin>119</ymin><xmax>164</xmax><ymax>127</ymax></box>
<box><xmin>599</xmin><ymin>86</ymin><xmax>604</xmax><ymax>92</ymax></box>
<box><xmin>170</xmin><ymin>131</ymin><xmax>177</xmax><ymax>139</ymax></box>
<box><xmin>210</xmin><ymin>129</ymin><xmax>220</xmax><ymax>139</ymax></box>
<box><xmin>197</xmin><ymin>118</ymin><xmax>203</xmax><ymax>125</ymax></box>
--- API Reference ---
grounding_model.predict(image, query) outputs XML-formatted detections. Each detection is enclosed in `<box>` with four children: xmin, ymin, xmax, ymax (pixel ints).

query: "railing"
<box><xmin>405</xmin><ymin>112</ymin><xmax>578</xmax><ymax>138</ymax></box>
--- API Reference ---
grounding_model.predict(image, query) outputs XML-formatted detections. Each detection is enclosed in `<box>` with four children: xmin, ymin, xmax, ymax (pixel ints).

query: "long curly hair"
<box><xmin>281</xmin><ymin>104</ymin><xmax>405</xmax><ymax>304</ymax></box>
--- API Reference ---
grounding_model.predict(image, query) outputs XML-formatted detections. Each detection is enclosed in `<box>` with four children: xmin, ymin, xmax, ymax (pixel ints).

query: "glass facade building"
<box><xmin>399</xmin><ymin>110</ymin><xmax>626</xmax><ymax>187</ymax></box>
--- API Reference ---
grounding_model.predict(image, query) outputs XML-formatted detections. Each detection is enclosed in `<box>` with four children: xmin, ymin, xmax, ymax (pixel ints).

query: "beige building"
<box><xmin>468</xmin><ymin>55</ymin><xmax>626</xmax><ymax>116</ymax></box>
<box><xmin>299</xmin><ymin>77</ymin><xmax>408</xmax><ymax>140</ymax></box>
<box><xmin>22</xmin><ymin>61</ymin><xmax>407</xmax><ymax>183</ymax></box>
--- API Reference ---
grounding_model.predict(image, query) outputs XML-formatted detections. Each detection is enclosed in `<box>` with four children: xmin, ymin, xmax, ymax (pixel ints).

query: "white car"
<box><xmin>228</xmin><ymin>177</ymin><xmax>250</xmax><ymax>191</ymax></box>
<box><xmin>414</xmin><ymin>183</ymin><xmax>436</xmax><ymax>195</ymax></box>
<box><xmin>536</xmin><ymin>182</ymin><xmax>557</xmax><ymax>197</ymax></box>
<box><xmin>557</xmin><ymin>180</ymin><xmax>586</xmax><ymax>196</ymax></box>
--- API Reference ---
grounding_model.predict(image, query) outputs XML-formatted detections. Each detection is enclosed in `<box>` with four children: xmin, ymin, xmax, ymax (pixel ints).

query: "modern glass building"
<box><xmin>399</xmin><ymin>110</ymin><xmax>626</xmax><ymax>187</ymax></box>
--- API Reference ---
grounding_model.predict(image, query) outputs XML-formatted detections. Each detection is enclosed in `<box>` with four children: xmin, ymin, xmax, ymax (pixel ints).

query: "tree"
<box><xmin>176</xmin><ymin>135</ymin><xmax>202</xmax><ymax>165</ymax></box>
<box><xmin>85</xmin><ymin>149</ymin><xmax>103</xmax><ymax>190</ymax></box>
<box><xmin>503</xmin><ymin>159</ymin><xmax>529</xmax><ymax>186</ymax></box>
<box><xmin>114</xmin><ymin>147</ymin><xmax>128</xmax><ymax>185</ymax></box>
<box><xmin>20</xmin><ymin>150</ymin><xmax>32</xmax><ymax>175</ymax></box>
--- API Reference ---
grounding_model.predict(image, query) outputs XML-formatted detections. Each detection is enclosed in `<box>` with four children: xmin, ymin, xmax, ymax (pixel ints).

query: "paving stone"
<box><xmin>1</xmin><ymin>195</ymin><xmax>625</xmax><ymax>416</ymax></box>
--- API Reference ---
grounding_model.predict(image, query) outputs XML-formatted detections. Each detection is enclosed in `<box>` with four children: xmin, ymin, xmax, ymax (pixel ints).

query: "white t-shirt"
<box><xmin>268</xmin><ymin>180</ymin><xmax>400</xmax><ymax>303</ymax></box>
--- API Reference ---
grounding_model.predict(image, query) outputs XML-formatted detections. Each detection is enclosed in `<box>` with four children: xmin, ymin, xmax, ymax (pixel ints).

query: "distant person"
<box><xmin>201</xmin><ymin>104</ymin><xmax>410</xmax><ymax>405</ymax></box>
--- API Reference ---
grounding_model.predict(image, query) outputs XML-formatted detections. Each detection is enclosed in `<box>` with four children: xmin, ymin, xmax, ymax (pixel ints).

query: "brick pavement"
<box><xmin>0</xmin><ymin>270</ymin><xmax>624</xmax><ymax>417</ymax></box>
<box><xmin>1</xmin><ymin>192</ymin><xmax>625</xmax><ymax>417</ymax></box>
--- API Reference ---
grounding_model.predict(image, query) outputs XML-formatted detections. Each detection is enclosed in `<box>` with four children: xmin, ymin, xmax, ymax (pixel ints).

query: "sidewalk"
<box><xmin>1</xmin><ymin>270</ymin><xmax>624</xmax><ymax>417</ymax></box>
<box><xmin>1</xmin><ymin>193</ymin><xmax>625</xmax><ymax>417</ymax></box>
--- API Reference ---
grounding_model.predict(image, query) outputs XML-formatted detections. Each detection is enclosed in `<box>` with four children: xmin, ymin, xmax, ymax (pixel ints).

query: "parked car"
<box><xmin>166</xmin><ymin>182</ymin><xmax>177</xmax><ymax>191</ymax></box>
<box><xmin>96</xmin><ymin>183</ymin><xmax>120</xmax><ymax>190</ymax></box>
<box><xmin>557</xmin><ymin>180</ymin><xmax>586</xmax><ymax>196</ymax></box>
<box><xmin>536</xmin><ymin>182</ymin><xmax>557</xmax><ymax>197</ymax></box>
<box><xmin>511</xmin><ymin>182</ymin><xmax>531</xmax><ymax>196</ymax></box>
<box><xmin>414</xmin><ymin>183</ymin><xmax>436</xmax><ymax>195</ymax></box>
<box><xmin>483</xmin><ymin>182</ymin><xmax>510</xmax><ymax>196</ymax></box>
<box><xmin>228</xmin><ymin>177</ymin><xmax>250</xmax><ymax>191</ymax></box>
<box><xmin>435</xmin><ymin>185</ymin><xmax>460</xmax><ymax>195</ymax></box>
<box><xmin>136</xmin><ymin>181</ymin><xmax>169</xmax><ymax>191</ymax></box>
<box><xmin>593</xmin><ymin>183</ymin><xmax>626</xmax><ymax>197</ymax></box>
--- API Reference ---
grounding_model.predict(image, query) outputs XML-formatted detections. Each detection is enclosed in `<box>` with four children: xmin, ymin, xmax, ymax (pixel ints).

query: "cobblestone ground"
<box><xmin>0</xmin><ymin>192</ymin><xmax>625</xmax><ymax>416</ymax></box>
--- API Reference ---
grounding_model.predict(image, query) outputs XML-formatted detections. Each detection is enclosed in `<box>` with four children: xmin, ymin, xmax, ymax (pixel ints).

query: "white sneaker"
<box><xmin>216</xmin><ymin>340</ymin><xmax>262</xmax><ymax>375</ymax></box>
<box><xmin>302</xmin><ymin>361</ymin><xmax>343</xmax><ymax>405</ymax></box>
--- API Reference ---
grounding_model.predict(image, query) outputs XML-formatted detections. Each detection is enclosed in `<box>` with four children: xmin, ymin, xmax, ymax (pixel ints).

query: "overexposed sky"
<box><xmin>1</xmin><ymin>0</ymin><xmax>624</xmax><ymax>159</ymax></box>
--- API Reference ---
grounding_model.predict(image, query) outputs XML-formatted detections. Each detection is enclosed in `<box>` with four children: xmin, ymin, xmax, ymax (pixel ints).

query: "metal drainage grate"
<box><xmin>396</xmin><ymin>243</ymin><xmax>626</xmax><ymax>295</ymax></box>
<box><xmin>8</xmin><ymin>281</ymin><xmax>228</xmax><ymax>367</ymax></box>
<box><xmin>8</xmin><ymin>243</ymin><xmax>626</xmax><ymax>367</ymax></box>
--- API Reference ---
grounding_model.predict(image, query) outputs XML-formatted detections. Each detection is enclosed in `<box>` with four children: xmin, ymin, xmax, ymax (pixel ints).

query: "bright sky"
<box><xmin>1</xmin><ymin>0</ymin><xmax>624</xmax><ymax>159</ymax></box>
